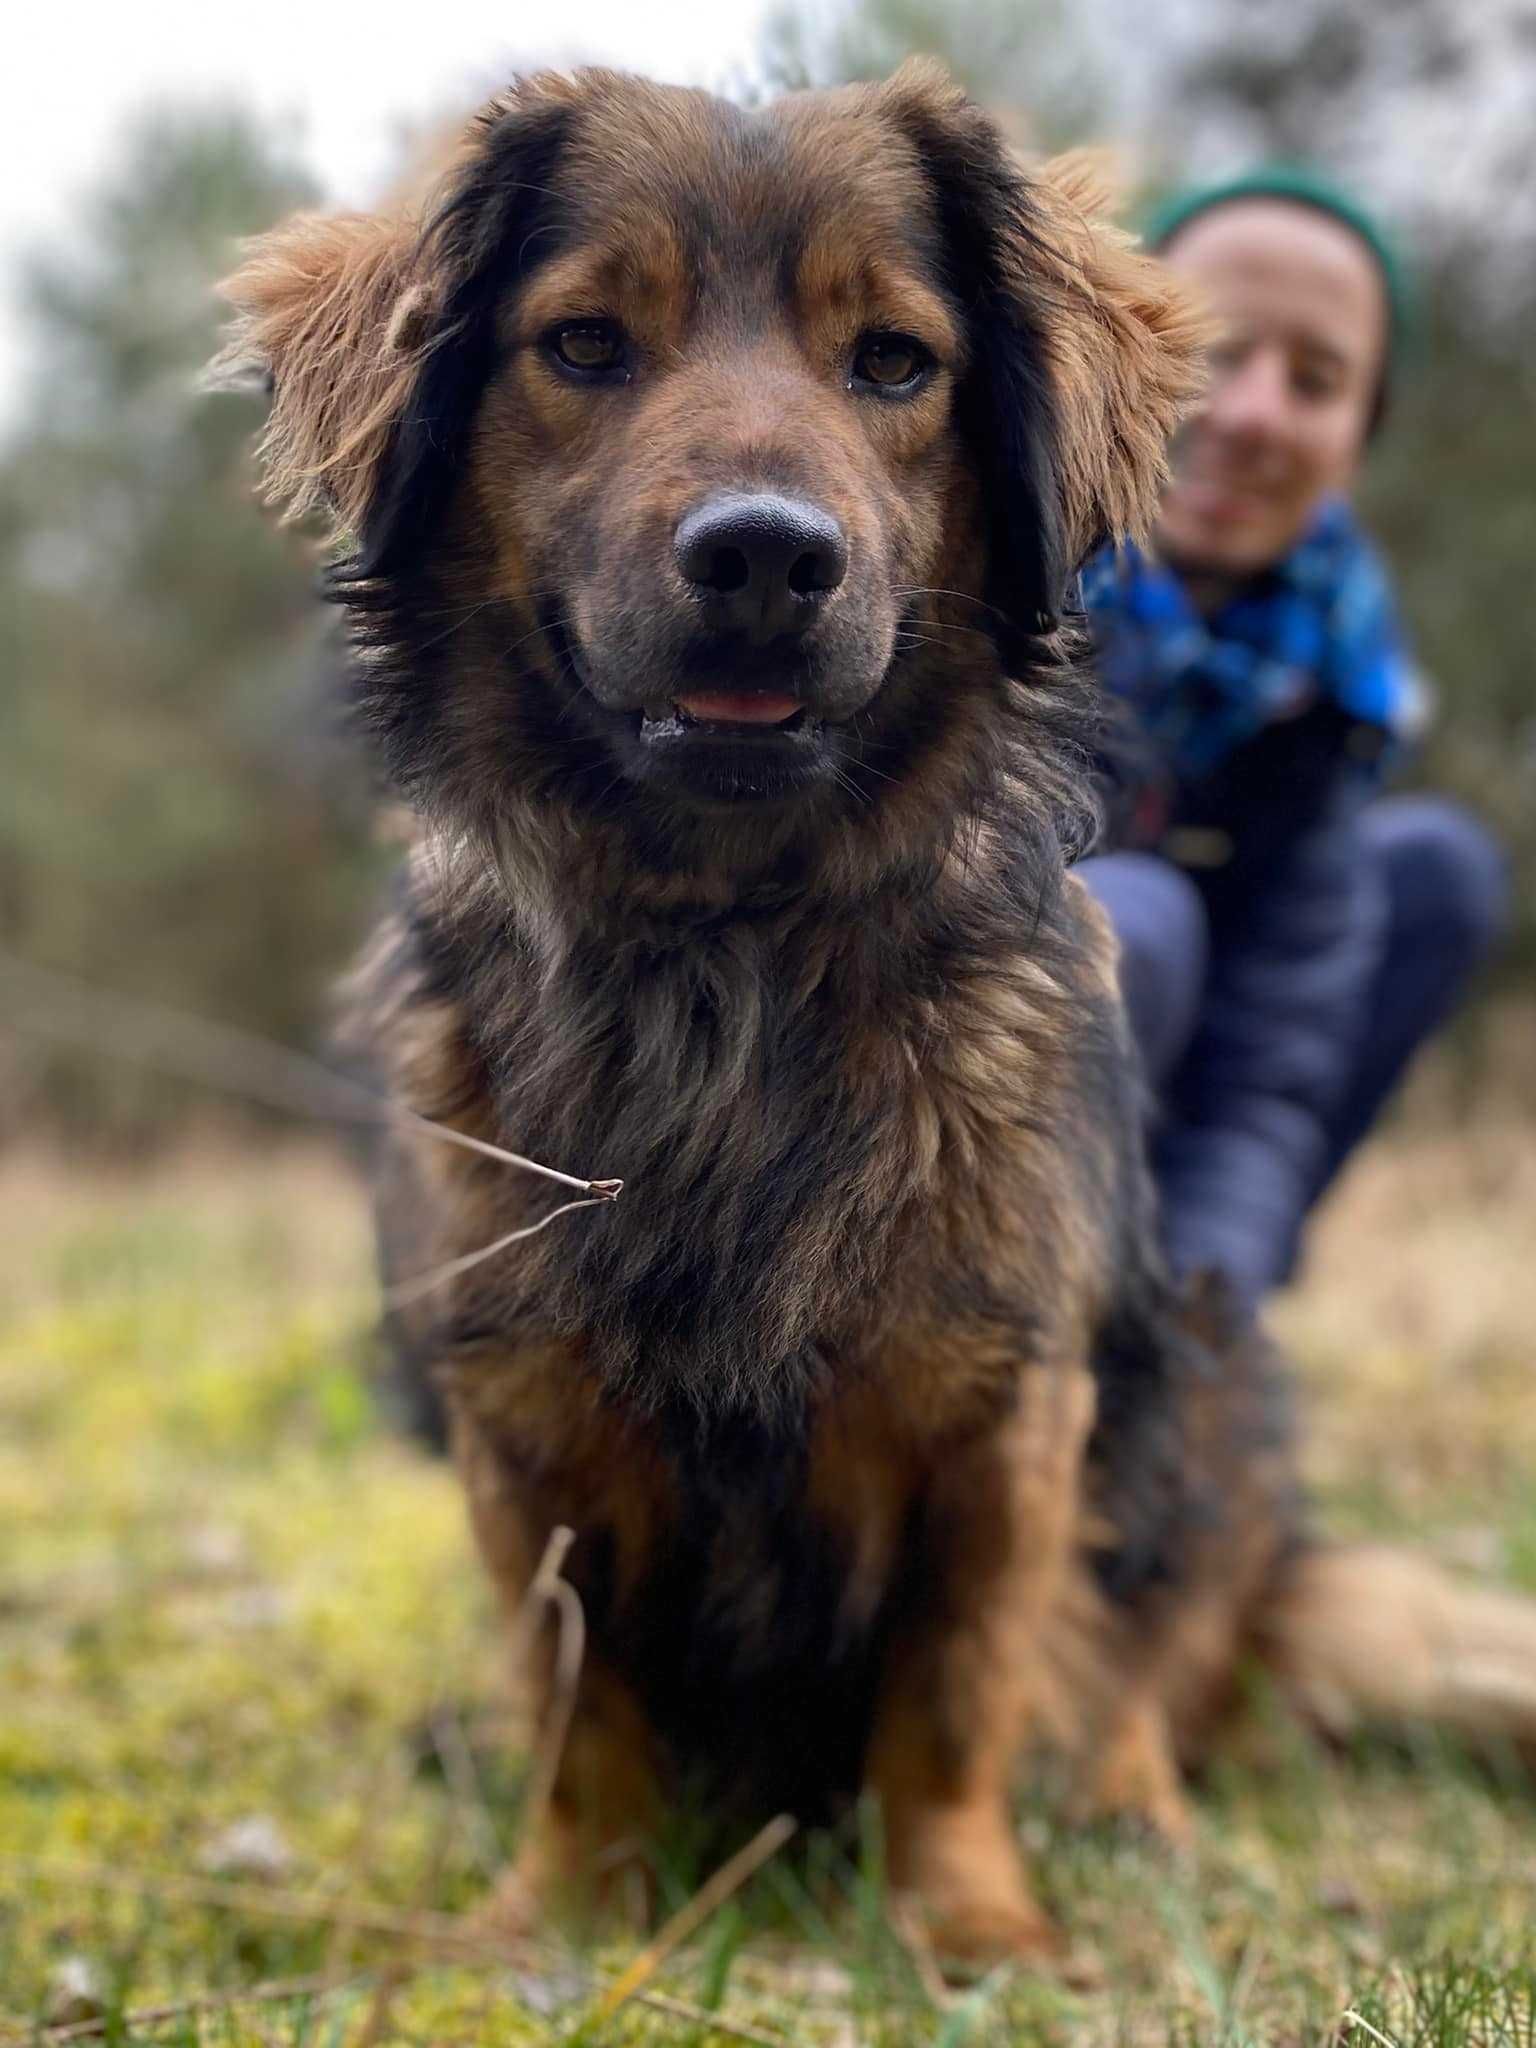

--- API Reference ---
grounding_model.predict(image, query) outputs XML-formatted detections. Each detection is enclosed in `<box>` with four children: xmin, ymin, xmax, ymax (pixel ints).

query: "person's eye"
<box><xmin>851</xmin><ymin>332</ymin><xmax>935</xmax><ymax>395</ymax></box>
<box><xmin>1292</xmin><ymin>365</ymin><xmax>1343</xmax><ymax>402</ymax></box>
<box><xmin>545</xmin><ymin>320</ymin><xmax>629</xmax><ymax>379</ymax></box>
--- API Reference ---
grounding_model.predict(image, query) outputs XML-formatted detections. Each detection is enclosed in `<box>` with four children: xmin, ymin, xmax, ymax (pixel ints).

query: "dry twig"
<box><xmin>591</xmin><ymin>1813</ymin><xmax>798</xmax><ymax>2024</ymax></box>
<box><xmin>507</xmin><ymin>1526</ymin><xmax>587</xmax><ymax>1860</ymax></box>
<box><xmin>0</xmin><ymin>951</ymin><xmax>622</xmax><ymax>1300</ymax></box>
<box><xmin>1340</xmin><ymin>2012</ymin><xmax>1401</xmax><ymax>2048</ymax></box>
<box><xmin>0</xmin><ymin>1855</ymin><xmax>479</xmax><ymax>1951</ymax></box>
<box><xmin>887</xmin><ymin>1897</ymin><xmax>957</xmax><ymax>2012</ymax></box>
<box><xmin>635</xmin><ymin>1989</ymin><xmax>793</xmax><ymax>2047</ymax></box>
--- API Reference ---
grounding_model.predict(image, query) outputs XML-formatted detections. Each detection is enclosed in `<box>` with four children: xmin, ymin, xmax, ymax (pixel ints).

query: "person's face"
<box><xmin>1154</xmin><ymin>199</ymin><xmax>1387</xmax><ymax>578</ymax></box>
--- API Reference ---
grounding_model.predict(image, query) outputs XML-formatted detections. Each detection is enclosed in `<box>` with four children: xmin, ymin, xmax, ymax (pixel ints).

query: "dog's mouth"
<box><xmin>631</xmin><ymin>692</ymin><xmax>829</xmax><ymax>807</ymax></box>
<box><xmin>540</xmin><ymin>610</ymin><xmax>845</xmax><ymax>807</ymax></box>
<box><xmin>665</xmin><ymin>691</ymin><xmax>805</xmax><ymax>728</ymax></box>
<box><xmin>640</xmin><ymin>692</ymin><xmax>813</xmax><ymax>744</ymax></box>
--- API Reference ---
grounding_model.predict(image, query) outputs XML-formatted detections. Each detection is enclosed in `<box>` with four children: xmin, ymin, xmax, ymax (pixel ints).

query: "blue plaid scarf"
<box><xmin>1079</xmin><ymin>498</ymin><xmax>1414</xmax><ymax>784</ymax></box>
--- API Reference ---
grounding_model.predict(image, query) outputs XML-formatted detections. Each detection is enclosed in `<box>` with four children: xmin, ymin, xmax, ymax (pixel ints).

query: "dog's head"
<box><xmin>215</xmin><ymin>65</ymin><xmax>1201</xmax><ymax>864</ymax></box>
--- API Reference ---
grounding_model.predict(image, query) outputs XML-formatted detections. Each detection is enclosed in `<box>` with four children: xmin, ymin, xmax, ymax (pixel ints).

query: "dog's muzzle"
<box><xmin>554</xmin><ymin>490</ymin><xmax>898</xmax><ymax>809</ymax></box>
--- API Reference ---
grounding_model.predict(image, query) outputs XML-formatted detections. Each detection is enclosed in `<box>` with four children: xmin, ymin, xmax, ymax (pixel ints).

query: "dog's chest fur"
<box><xmin>361</xmin><ymin>832</ymin><xmax>1126</xmax><ymax>1423</ymax></box>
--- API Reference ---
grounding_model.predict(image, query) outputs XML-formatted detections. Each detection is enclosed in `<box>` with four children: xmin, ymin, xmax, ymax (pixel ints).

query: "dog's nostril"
<box><xmin>707</xmin><ymin>546</ymin><xmax>751</xmax><ymax>595</ymax></box>
<box><xmin>788</xmin><ymin>548</ymin><xmax>839</xmax><ymax>597</ymax></box>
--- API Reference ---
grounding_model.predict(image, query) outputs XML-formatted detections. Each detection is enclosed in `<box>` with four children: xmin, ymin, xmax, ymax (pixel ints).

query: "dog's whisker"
<box><xmin>495</xmin><ymin>620</ymin><xmax>558</xmax><ymax>663</ymax></box>
<box><xmin>899</xmin><ymin>618</ymin><xmax>993</xmax><ymax>642</ymax></box>
<box><xmin>829</xmin><ymin>761</ymin><xmax>877</xmax><ymax>808</ymax></box>
<box><xmin>846</xmin><ymin>753</ymin><xmax>901</xmax><ymax>789</ymax></box>
<box><xmin>894</xmin><ymin>585</ymin><xmax>1012</xmax><ymax>624</ymax></box>
<box><xmin>413</xmin><ymin>599</ymin><xmax>496</xmax><ymax>654</ymax></box>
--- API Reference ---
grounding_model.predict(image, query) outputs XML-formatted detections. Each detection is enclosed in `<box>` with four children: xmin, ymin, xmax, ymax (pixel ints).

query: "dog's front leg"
<box><xmin>863</xmin><ymin>1364</ymin><xmax>1095</xmax><ymax>1968</ymax></box>
<box><xmin>451</xmin><ymin>1396</ymin><xmax>670</xmax><ymax>1934</ymax></box>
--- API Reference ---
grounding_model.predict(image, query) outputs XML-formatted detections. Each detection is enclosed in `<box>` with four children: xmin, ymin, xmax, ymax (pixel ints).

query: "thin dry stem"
<box><xmin>349</xmin><ymin>1765</ymin><xmax>462</xmax><ymax>2048</ymax></box>
<box><xmin>592</xmin><ymin>1813</ymin><xmax>799</xmax><ymax>2023</ymax></box>
<box><xmin>510</xmin><ymin>1526</ymin><xmax>588</xmax><ymax>1859</ymax></box>
<box><xmin>1340</xmin><ymin>2012</ymin><xmax>1402</xmax><ymax>2048</ymax></box>
<box><xmin>321</xmin><ymin>1747</ymin><xmax>410</xmax><ymax>1985</ymax></box>
<box><xmin>888</xmin><ymin>1897</ymin><xmax>958</xmax><ymax>2011</ymax></box>
<box><xmin>352</xmin><ymin>1961</ymin><xmax>409</xmax><ymax>2048</ymax></box>
<box><xmin>384</xmin><ymin>1198</ymin><xmax>611</xmax><ymax>1307</ymax></box>
<box><xmin>0</xmin><ymin>950</ymin><xmax>621</xmax><ymax>1205</ymax></box>
<box><xmin>0</xmin><ymin>1854</ymin><xmax>477</xmax><ymax>1948</ymax></box>
<box><xmin>636</xmin><ymin>1989</ymin><xmax>791</xmax><ymax>2046</ymax></box>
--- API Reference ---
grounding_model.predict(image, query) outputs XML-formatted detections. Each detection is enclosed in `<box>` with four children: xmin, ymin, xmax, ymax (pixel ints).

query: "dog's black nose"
<box><xmin>674</xmin><ymin>494</ymin><xmax>847</xmax><ymax>644</ymax></box>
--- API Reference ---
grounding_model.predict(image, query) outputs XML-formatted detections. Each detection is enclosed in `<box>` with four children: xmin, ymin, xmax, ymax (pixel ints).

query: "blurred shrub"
<box><xmin>0</xmin><ymin>112</ymin><xmax>383</xmax><ymax>1144</ymax></box>
<box><xmin>1361</xmin><ymin>321</ymin><xmax>1536</xmax><ymax>982</ymax></box>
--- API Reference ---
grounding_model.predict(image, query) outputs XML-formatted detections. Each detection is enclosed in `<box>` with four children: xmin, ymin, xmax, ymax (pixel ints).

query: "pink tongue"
<box><xmin>675</xmin><ymin>691</ymin><xmax>802</xmax><ymax>726</ymax></box>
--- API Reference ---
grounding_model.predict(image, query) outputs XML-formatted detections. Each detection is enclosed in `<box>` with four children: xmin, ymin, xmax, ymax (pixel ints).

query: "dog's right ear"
<box><xmin>208</xmin><ymin>208</ymin><xmax>431</xmax><ymax>547</ymax></box>
<box><xmin>210</xmin><ymin>78</ymin><xmax>578</xmax><ymax>571</ymax></box>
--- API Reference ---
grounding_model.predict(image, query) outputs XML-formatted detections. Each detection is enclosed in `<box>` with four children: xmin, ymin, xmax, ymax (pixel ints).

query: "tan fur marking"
<box><xmin>863</xmin><ymin>1367</ymin><xmax>1096</xmax><ymax>1961</ymax></box>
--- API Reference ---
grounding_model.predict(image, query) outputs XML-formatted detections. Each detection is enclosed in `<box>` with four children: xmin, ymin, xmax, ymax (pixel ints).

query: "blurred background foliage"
<box><xmin>2</xmin><ymin>0</ymin><xmax>1531</xmax><ymax>1145</ymax></box>
<box><xmin>0</xmin><ymin>114</ymin><xmax>383</xmax><ymax>1139</ymax></box>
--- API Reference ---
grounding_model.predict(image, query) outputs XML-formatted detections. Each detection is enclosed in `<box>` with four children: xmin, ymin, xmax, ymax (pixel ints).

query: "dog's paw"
<box><xmin>473</xmin><ymin>1829</ymin><xmax>657</xmax><ymax>1946</ymax></box>
<box><xmin>1105</xmin><ymin>1791</ymin><xmax>1197</xmax><ymax>1861</ymax></box>
<box><xmin>467</xmin><ymin>1865</ymin><xmax>545</xmax><ymax>1953</ymax></box>
<box><xmin>886</xmin><ymin>1800</ymin><xmax>1066</xmax><ymax>1975</ymax></box>
<box><xmin>933</xmin><ymin>1884</ymin><xmax>1064</xmax><ymax>1966</ymax></box>
<box><xmin>1076</xmin><ymin>1701</ymin><xmax>1197</xmax><ymax>1859</ymax></box>
<box><xmin>1071</xmin><ymin>1769</ymin><xmax>1197</xmax><ymax>1860</ymax></box>
<box><xmin>917</xmin><ymin>1892</ymin><xmax>1066</xmax><ymax>1974</ymax></box>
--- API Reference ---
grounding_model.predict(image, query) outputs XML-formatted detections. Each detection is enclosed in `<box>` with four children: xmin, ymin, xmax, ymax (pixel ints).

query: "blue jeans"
<box><xmin>1080</xmin><ymin>796</ymin><xmax>1508</xmax><ymax>1299</ymax></box>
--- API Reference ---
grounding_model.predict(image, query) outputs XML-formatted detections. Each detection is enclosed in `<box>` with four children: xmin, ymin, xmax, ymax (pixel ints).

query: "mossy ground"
<box><xmin>3</xmin><ymin>1117</ymin><xmax>1536</xmax><ymax>2045</ymax></box>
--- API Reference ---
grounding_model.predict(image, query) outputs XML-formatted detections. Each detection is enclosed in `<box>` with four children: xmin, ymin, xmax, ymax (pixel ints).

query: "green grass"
<box><xmin>3</xmin><ymin>1130</ymin><xmax>1536</xmax><ymax>2045</ymax></box>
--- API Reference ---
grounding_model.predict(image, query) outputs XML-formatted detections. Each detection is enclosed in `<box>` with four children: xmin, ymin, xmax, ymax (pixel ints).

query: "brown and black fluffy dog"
<box><xmin>215</xmin><ymin>63</ymin><xmax>1536</xmax><ymax>1965</ymax></box>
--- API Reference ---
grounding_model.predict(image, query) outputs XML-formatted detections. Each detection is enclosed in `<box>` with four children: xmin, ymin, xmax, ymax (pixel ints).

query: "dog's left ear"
<box><xmin>879</xmin><ymin>63</ymin><xmax>1206</xmax><ymax>645</ymax></box>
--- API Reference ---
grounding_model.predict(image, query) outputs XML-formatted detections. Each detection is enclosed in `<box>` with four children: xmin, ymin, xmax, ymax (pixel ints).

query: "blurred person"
<box><xmin>1078</xmin><ymin>170</ymin><xmax>1508</xmax><ymax>1314</ymax></box>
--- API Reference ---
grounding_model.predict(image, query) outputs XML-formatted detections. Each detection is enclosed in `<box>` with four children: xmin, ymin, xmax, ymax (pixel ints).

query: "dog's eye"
<box><xmin>546</xmin><ymin>321</ymin><xmax>628</xmax><ymax>378</ymax></box>
<box><xmin>851</xmin><ymin>333</ymin><xmax>933</xmax><ymax>395</ymax></box>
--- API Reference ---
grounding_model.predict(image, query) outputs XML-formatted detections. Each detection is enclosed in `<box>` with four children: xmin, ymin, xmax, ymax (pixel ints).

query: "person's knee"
<box><xmin>1363</xmin><ymin>797</ymin><xmax>1510</xmax><ymax>971</ymax></box>
<box><xmin>1078</xmin><ymin>852</ymin><xmax>1209</xmax><ymax>984</ymax></box>
<box><xmin>1076</xmin><ymin>852</ymin><xmax>1208</xmax><ymax>1085</ymax></box>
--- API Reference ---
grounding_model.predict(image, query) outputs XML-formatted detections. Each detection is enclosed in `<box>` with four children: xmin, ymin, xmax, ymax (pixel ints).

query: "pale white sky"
<box><xmin>0</xmin><ymin>0</ymin><xmax>773</xmax><ymax>423</ymax></box>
